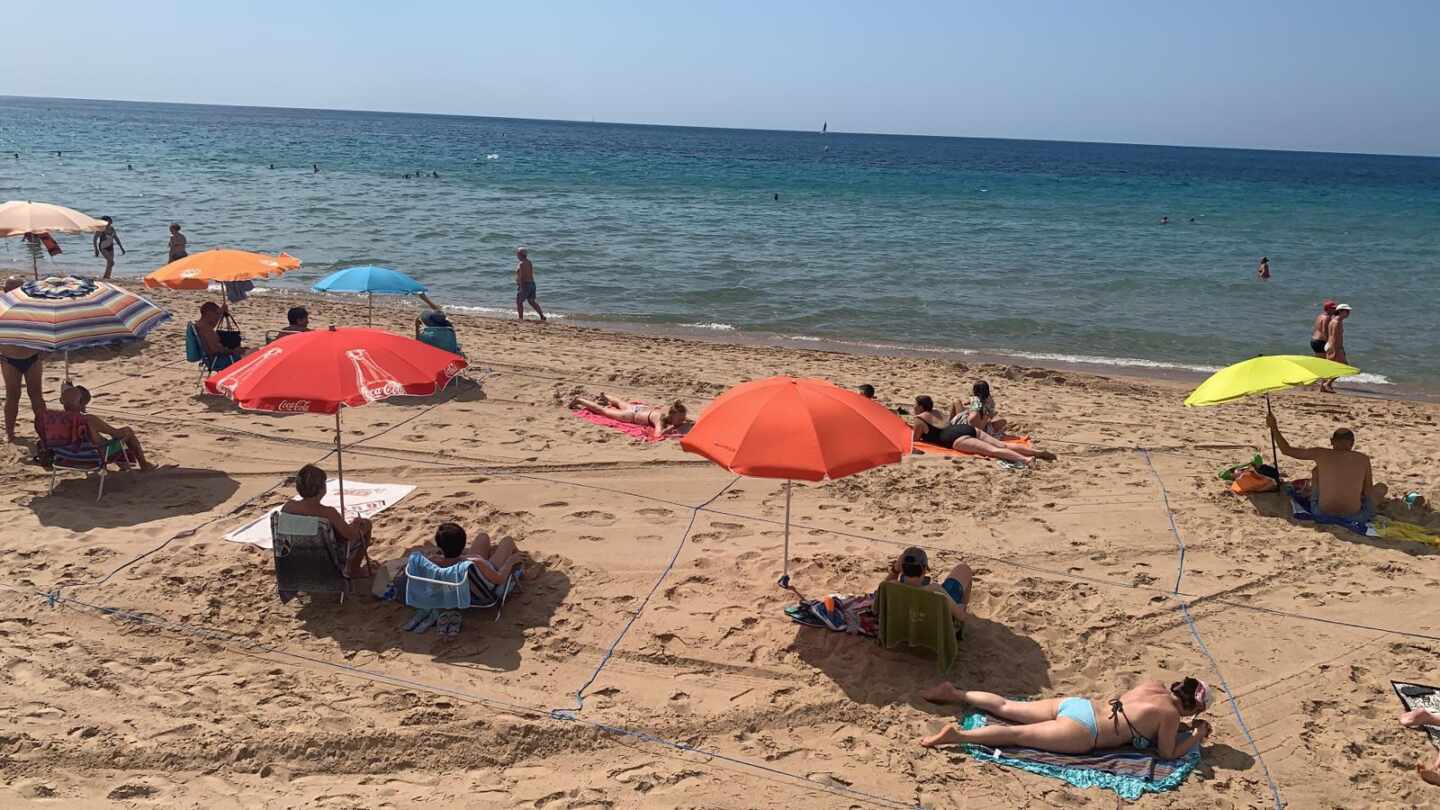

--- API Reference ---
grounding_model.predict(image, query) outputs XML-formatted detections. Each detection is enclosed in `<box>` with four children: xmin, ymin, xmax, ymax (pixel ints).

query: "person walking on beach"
<box><xmin>167</xmin><ymin>223</ymin><xmax>188</xmax><ymax>263</ymax></box>
<box><xmin>93</xmin><ymin>216</ymin><xmax>125</xmax><ymax>279</ymax></box>
<box><xmin>1320</xmin><ymin>303</ymin><xmax>1351</xmax><ymax>393</ymax></box>
<box><xmin>515</xmin><ymin>247</ymin><xmax>546</xmax><ymax>322</ymax></box>
<box><xmin>1257</xmin><ymin>256</ymin><xmax>1271</xmax><ymax>280</ymax></box>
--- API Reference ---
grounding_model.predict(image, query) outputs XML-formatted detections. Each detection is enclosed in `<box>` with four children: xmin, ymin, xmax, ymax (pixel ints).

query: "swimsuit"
<box><xmin>925</xmin><ymin>422</ymin><xmax>978</xmax><ymax>446</ymax></box>
<box><xmin>1108</xmin><ymin>698</ymin><xmax>1155</xmax><ymax>749</ymax></box>
<box><xmin>1057</xmin><ymin>697</ymin><xmax>1099</xmax><ymax>742</ymax></box>
<box><xmin>2</xmin><ymin>353</ymin><xmax>40</xmax><ymax>374</ymax></box>
<box><xmin>1308</xmin><ymin>479</ymin><xmax>1374</xmax><ymax>523</ymax></box>
<box><xmin>940</xmin><ymin>577</ymin><xmax>965</xmax><ymax>606</ymax></box>
<box><xmin>1309</xmin><ymin>338</ymin><xmax>1327</xmax><ymax>354</ymax></box>
<box><xmin>517</xmin><ymin>280</ymin><xmax>538</xmax><ymax>300</ymax></box>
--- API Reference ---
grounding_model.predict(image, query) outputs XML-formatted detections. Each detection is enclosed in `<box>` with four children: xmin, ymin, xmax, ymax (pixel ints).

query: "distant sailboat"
<box><xmin>821</xmin><ymin>121</ymin><xmax>827</xmax><ymax>134</ymax></box>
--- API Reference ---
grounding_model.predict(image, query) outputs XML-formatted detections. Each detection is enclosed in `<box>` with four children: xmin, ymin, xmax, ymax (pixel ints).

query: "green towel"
<box><xmin>876</xmin><ymin>580</ymin><xmax>958</xmax><ymax>672</ymax></box>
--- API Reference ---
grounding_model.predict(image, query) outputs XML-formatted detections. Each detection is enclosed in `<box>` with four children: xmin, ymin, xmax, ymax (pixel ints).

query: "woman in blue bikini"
<box><xmin>918</xmin><ymin>677</ymin><xmax>1212</xmax><ymax>759</ymax></box>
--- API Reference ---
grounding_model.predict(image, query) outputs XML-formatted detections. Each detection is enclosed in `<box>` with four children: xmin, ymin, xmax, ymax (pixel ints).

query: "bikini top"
<box><xmin>1108</xmin><ymin>699</ymin><xmax>1154</xmax><ymax>750</ymax></box>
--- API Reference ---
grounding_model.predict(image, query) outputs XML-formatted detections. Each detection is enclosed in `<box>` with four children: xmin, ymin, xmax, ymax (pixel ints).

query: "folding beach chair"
<box><xmin>37</xmin><ymin>410</ymin><xmax>129</xmax><ymax>502</ymax></box>
<box><xmin>270</xmin><ymin>512</ymin><xmax>354</xmax><ymax>603</ymax></box>
<box><xmin>403</xmin><ymin>552</ymin><xmax>521</xmax><ymax>622</ymax></box>
<box><xmin>875</xmin><ymin>580</ymin><xmax>961</xmax><ymax>672</ymax></box>
<box><xmin>185</xmin><ymin>321</ymin><xmax>243</xmax><ymax>390</ymax></box>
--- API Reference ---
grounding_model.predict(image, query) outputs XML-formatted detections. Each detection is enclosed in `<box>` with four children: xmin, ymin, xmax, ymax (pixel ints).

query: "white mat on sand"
<box><xmin>224</xmin><ymin>480</ymin><xmax>416</xmax><ymax>549</ymax></box>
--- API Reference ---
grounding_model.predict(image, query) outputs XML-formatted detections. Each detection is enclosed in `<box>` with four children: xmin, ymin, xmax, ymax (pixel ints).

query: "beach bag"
<box><xmin>372</xmin><ymin>557</ymin><xmax>407</xmax><ymax>600</ymax></box>
<box><xmin>217</xmin><ymin>314</ymin><xmax>243</xmax><ymax>350</ymax></box>
<box><xmin>1229</xmin><ymin>468</ymin><xmax>1277</xmax><ymax>494</ymax></box>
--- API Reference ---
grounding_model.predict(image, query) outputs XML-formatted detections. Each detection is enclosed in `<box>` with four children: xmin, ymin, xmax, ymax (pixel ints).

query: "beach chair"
<box><xmin>270</xmin><ymin>512</ymin><xmax>354</xmax><ymax>603</ymax></box>
<box><xmin>403</xmin><ymin>552</ymin><xmax>520</xmax><ymax>621</ymax></box>
<box><xmin>37</xmin><ymin>409</ymin><xmax>128</xmax><ymax>501</ymax></box>
<box><xmin>185</xmin><ymin>321</ymin><xmax>240</xmax><ymax>389</ymax></box>
<box><xmin>875</xmin><ymin>580</ymin><xmax>960</xmax><ymax>672</ymax></box>
<box><xmin>416</xmin><ymin>325</ymin><xmax>462</xmax><ymax>356</ymax></box>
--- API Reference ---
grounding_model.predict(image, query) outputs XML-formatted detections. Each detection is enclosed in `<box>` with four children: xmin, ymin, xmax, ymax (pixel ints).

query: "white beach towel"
<box><xmin>224</xmin><ymin>480</ymin><xmax>416</xmax><ymax>549</ymax></box>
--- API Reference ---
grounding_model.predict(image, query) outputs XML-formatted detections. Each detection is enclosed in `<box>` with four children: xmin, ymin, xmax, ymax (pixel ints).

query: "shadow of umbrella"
<box><xmin>30</xmin><ymin>466</ymin><xmax>241</xmax><ymax>529</ymax></box>
<box><xmin>792</xmin><ymin>615</ymin><xmax>1051</xmax><ymax>706</ymax></box>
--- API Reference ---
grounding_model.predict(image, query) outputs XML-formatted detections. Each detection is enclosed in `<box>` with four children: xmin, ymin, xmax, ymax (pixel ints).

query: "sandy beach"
<box><xmin>2</xmin><ymin>286</ymin><xmax>1439</xmax><ymax>809</ymax></box>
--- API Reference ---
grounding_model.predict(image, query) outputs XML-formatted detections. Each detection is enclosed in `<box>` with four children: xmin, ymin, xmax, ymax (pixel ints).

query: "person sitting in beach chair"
<box><xmin>189</xmin><ymin>301</ymin><xmax>244</xmax><ymax>372</ymax></box>
<box><xmin>414</xmin><ymin>309</ymin><xmax>461</xmax><ymax>354</ymax></box>
<box><xmin>569</xmin><ymin>393</ymin><xmax>687</xmax><ymax>439</ymax></box>
<box><xmin>882</xmin><ymin>546</ymin><xmax>972</xmax><ymax>622</ymax></box>
<box><xmin>1267</xmin><ymin>413</ymin><xmax>1382</xmax><ymax>522</ymax></box>
<box><xmin>414</xmin><ymin>522</ymin><xmax>524</xmax><ymax>604</ymax></box>
<box><xmin>951</xmin><ymin>380</ymin><xmax>1007</xmax><ymax>436</ymax></box>
<box><xmin>42</xmin><ymin>384</ymin><xmax>156</xmax><ymax>473</ymax></box>
<box><xmin>279</xmin><ymin>464</ymin><xmax>372</xmax><ymax>578</ymax></box>
<box><xmin>917</xmin><ymin>676</ymin><xmax>1214</xmax><ymax>757</ymax></box>
<box><xmin>273</xmin><ymin>306</ymin><xmax>310</xmax><ymax>340</ymax></box>
<box><xmin>912</xmin><ymin>395</ymin><xmax>1056</xmax><ymax>465</ymax></box>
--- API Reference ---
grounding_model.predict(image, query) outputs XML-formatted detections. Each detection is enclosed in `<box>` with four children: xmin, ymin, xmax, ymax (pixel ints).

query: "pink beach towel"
<box><xmin>572</xmin><ymin>404</ymin><xmax>676</xmax><ymax>443</ymax></box>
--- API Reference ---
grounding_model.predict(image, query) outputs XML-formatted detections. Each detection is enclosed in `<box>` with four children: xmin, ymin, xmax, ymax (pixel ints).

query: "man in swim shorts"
<box><xmin>1269</xmin><ymin>413</ymin><xmax>1377</xmax><ymax>521</ymax></box>
<box><xmin>883</xmin><ymin>546</ymin><xmax>972</xmax><ymax>622</ymax></box>
<box><xmin>515</xmin><ymin>247</ymin><xmax>546</xmax><ymax>322</ymax></box>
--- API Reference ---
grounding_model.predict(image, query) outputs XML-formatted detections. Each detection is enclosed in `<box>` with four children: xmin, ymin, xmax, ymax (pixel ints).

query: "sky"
<box><xmin>3</xmin><ymin>0</ymin><xmax>1437</xmax><ymax>155</ymax></box>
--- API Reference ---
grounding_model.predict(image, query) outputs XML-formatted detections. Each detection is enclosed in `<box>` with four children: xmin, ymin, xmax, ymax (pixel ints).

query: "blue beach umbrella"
<box><xmin>312</xmin><ymin>265</ymin><xmax>428</xmax><ymax>325</ymax></box>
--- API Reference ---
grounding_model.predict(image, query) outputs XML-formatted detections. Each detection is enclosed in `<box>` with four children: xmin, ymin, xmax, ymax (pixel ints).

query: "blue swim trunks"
<box><xmin>517</xmin><ymin>280</ymin><xmax>537</xmax><ymax>300</ymax></box>
<box><xmin>941</xmin><ymin>576</ymin><xmax>965</xmax><ymax>606</ymax></box>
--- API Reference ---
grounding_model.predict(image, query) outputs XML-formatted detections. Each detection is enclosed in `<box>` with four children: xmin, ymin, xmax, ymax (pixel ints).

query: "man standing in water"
<box><xmin>514</xmin><ymin>247</ymin><xmax>546</xmax><ymax>322</ymax></box>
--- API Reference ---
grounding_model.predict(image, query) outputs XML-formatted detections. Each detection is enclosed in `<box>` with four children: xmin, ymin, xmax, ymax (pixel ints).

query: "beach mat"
<box><xmin>1287</xmin><ymin>489</ymin><xmax>1375</xmax><ymax>537</ymax></box>
<box><xmin>915</xmin><ymin>434</ymin><xmax>1032</xmax><ymax>458</ymax></box>
<box><xmin>224</xmin><ymin>480</ymin><xmax>415</xmax><ymax>549</ymax></box>
<box><xmin>956</xmin><ymin>711</ymin><xmax>1200</xmax><ymax>801</ymax></box>
<box><xmin>1392</xmin><ymin>681</ymin><xmax>1440</xmax><ymax>748</ymax></box>
<box><xmin>572</xmin><ymin>404</ymin><xmax>677</xmax><ymax>443</ymax></box>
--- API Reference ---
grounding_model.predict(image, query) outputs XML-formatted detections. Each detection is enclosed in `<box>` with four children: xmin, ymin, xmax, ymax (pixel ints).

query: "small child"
<box><xmin>430</xmin><ymin>522</ymin><xmax>523</xmax><ymax>596</ymax></box>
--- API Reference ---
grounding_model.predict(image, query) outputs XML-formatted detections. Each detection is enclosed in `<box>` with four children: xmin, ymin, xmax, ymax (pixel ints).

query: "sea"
<box><xmin>3</xmin><ymin>96</ymin><xmax>1437</xmax><ymax>391</ymax></box>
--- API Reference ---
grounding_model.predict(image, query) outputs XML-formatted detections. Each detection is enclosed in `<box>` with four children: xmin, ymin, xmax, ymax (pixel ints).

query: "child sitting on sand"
<box><xmin>951</xmin><ymin>380</ymin><xmax>1007</xmax><ymax>436</ymax></box>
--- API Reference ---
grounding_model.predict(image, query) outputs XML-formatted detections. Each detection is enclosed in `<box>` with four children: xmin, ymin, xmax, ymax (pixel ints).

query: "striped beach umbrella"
<box><xmin>0</xmin><ymin>276</ymin><xmax>171</xmax><ymax>375</ymax></box>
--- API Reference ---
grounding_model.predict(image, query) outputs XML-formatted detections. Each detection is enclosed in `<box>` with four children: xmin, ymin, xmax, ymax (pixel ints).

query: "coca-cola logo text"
<box><xmin>274</xmin><ymin>399</ymin><xmax>312</xmax><ymax>412</ymax></box>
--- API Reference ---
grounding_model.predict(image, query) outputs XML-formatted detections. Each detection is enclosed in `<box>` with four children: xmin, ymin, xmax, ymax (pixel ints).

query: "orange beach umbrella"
<box><xmin>144</xmin><ymin>249</ymin><xmax>301</xmax><ymax>290</ymax></box>
<box><xmin>681</xmin><ymin>376</ymin><xmax>912</xmax><ymax>586</ymax></box>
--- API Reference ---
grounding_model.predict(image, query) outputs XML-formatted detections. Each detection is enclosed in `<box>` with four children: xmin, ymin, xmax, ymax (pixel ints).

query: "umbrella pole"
<box><xmin>1266</xmin><ymin>395</ymin><xmax>1281</xmax><ymax>480</ymax></box>
<box><xmin>367</xmin><ymin>292</ymin><xmax>373</xmax><ymax>327</ymax></box>
<box><xmin>64</xmin><ymin>351</ymin><xmax>70</xmax><ymax>383</ymax></box>
<box><xmin>778</xmin><ymin>480</ymin><xmax>792</xmax><ymax>588</ymax></box>
<box><xmin>335</xmin><ymin>409</ymin><xmax>346</xmax><ymax>515</ymax></box>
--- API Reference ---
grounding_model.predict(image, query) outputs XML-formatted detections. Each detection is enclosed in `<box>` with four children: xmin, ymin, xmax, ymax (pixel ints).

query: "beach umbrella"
<box><xmin>0</xmin><ymin>201</ymin><xmax>108</xmax><ymax>278</ymax></box>
<box><xmin>312</xmin><ymin>266</ymin><xmax>428</xmax><ymax>326</ymax></box>
<box><xmin>1184</xmin><ymin>354</ymin><xmax>1359</xmax><ymax>475</ymax></box>
<box><xmin>681</xmin><ymin>376</ymin><xmax>913</xmax><ymax>587</ymax></box>
<box><xmin>144</xmin><ymin>249</ymin><xmax>301</xmax><ymax>290</ymax></box>
<box><xmin>0</xmin><ymin>275</ymin><xmax>171</xmax><ymax>379</ymax></box>
<box><xmin>204</xmin><ymin>326</ymin><xmax>465</xmax><ymax>510</ymax></box>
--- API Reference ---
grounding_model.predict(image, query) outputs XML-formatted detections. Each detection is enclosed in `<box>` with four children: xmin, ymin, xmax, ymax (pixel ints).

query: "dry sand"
<box><xmin>1</xmin><ymin>287</ymin><xmax>1439</xmax><ymax>809</ymax></box>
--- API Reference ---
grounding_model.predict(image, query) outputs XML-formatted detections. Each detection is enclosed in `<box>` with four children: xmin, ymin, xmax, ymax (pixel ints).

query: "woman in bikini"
<box><xmin>917</xmin><ymin>677</ymin><xmax>1213</xmax><ymax>759</ymax></box>
<box><xmin>92</xmin><ymin>216</ymin><xmax>125</xmax><ymax>279</ymax></box>
<box><xmin>570</xmin><ymin>393</ymin><xmax>687</xmax><ymax>439</ymax></box>
<box><xmin>911</xmin><ymin>395</ymin><xmax>1055</xmax><ymax>465</ymax></box>
<box><xmin>0</xmin><ymin>344</ymin><xmax>45</xmax><ymax>443</ymax></box>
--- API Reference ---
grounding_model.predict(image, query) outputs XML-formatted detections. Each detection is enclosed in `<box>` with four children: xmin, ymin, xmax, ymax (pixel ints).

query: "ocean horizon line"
<box><xmin>3</xmin><ymin>93</ymin><xmax>1437</xmax><ymax>161</ymax></box>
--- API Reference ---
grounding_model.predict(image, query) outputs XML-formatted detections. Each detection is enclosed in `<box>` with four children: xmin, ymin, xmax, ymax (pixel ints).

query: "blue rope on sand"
<box><xmin>1140</xmin><ymin>450</ymin><xmax>1286</xmax><ymax>810</ymax></box>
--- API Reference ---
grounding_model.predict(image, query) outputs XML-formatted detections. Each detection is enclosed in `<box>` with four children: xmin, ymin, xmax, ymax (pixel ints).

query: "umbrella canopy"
<box><xmin>313</xmin><ymin>266</ymin><xmax>427</xmax><ymax>295</ymax></box>
<box><xmin>681</xmin><ymin>376</ymin><xmax>912</xmax><ymax>587</ymax></box>
<box><xmin>204</xmin><ymin>326</ymin><xmax>466</xmax><ymax>512</ymax></box>
<box><xmin>0</xmin><ymin>275</ymin><xmax>170</xmax><ymax>352</ymax></box>
<box><xmin>204</xmin><ymin>326</ymin><xmax>465</xmax><ymax>413</ymax></box>
<box><xmin>1184</xmin><ymin>355</ymin><xmax>1359</xmax><ymax>407</ymax></box>
<box><xmin>0</xmin><ymin>200</ymin><xmax>106</xmax><ymax>237</ymax></box>
<box><xmin>681</xmin><ymin>376</ymin><xmax>913</xmax><ymax>481</ymax></box>
<box><xmin>144</xmin><ymin>249</ymin><xmax>301</xmax><ymax>290</ymax></box>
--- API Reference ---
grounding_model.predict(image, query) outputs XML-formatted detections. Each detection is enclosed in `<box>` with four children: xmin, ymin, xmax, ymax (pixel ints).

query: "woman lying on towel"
<box><xmin>281</xmin><ymin>464</ymin><xmax>373</xmax><ymax>577</ymax></box>
<box><xmin>911</xmin><ymin>396</ymin><xmax>1056</xmax><ymax>464</ymax></box>
<box><xmin>918</xmin><ymin>677</ymin><xmax>1213</xmax><ymax>758</ymax></box>
<box><xmin>569</xmin><ymin>393</ymin><xmax>687</xmax><ymax>439</ymax></box>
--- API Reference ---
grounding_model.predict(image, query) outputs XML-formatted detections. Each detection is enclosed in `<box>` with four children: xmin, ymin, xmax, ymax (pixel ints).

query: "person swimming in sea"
<box><xmin>1257</xmin><ymin>256</ymin><xmax>1271</xmax><ymax>280</ymax></box>
<box><xmin>917</xmin><ymin>677</ymin><xmax>1213</xmax><ymax>759</ymax></box>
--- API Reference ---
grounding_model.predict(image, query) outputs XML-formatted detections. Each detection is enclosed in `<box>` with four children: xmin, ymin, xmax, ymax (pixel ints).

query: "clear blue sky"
<box><xmin>4</xmin><ymin>0</ymin><xmax>1436</xmax><ymax>155</ymax></box>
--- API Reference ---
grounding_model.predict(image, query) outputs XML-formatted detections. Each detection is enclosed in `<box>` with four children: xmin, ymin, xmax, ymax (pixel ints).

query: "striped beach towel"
<box><xmin>959</xmin><ymin>711</ymin><xmax>1200</xmax><ymax>800</ymax></box>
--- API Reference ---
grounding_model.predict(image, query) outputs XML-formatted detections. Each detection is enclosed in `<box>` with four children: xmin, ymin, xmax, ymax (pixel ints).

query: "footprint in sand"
<box><xmin>565</xmin><ymin>510</ymin><xmax>616</xmax><ymax>526</ymax></box>
<box><xmin>540</xmin><ymin>501</ymin><xmax>569</xmax><ymax>508</ymax></box>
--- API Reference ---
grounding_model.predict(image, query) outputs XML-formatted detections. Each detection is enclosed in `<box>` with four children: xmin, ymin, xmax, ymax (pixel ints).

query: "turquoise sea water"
<box><xmin>2</xmin><ymin>96</ymin><xmax>1437</xmax><ymax>388</ymax></box>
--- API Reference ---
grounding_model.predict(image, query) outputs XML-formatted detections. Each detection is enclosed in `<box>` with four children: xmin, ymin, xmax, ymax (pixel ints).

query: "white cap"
<box><xmin>1335</xmin><ymin>303</ymin><xmax>1352</xmax><ymax>311</ymax></box>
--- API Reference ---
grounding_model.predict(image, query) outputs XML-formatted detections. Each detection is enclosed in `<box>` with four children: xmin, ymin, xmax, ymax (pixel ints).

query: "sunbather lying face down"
<box><xmin>570</xmin><ymin>393</ymin><xmax>688</xmax><ymax>438</ymax></box>
<box><xmin>884</xmin><ymin>545</ymin><xmax>973</xmax><ymax>622</ymax></box>
<box><xmin>918</xmin><ymin>677</ymin><xmax>1213</xmax><ymax>759</ymax></box>
<box><xmin>910</xmin><ymin>395</ymin><xmax>1056</xmax><ymax>465</ymax></box>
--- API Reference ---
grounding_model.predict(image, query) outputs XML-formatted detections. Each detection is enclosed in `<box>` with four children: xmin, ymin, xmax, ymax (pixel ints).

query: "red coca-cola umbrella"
<box><xmin>204</xmin><ymin>326</ymin><xmax>466</xmax><ymax>508</ymax></box>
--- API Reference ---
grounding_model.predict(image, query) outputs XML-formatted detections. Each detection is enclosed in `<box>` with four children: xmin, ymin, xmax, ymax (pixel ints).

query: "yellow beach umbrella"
<box><xmin>1184</xmin><ymin>354</ymin><xmax>1360</xmax><ymax>475</ymax></box>
<box><xmin>144</xmin><ymin>249</ymin><xmax>301</xmax><ymax>290</ymax></box>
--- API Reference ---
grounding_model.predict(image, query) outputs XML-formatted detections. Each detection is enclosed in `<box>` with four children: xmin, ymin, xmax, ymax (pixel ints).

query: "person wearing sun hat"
<box><xmin>917</xmin><ymin>675</ymin><xmax>1215</xmax><ymax>757</ymax></box>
